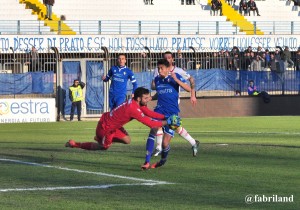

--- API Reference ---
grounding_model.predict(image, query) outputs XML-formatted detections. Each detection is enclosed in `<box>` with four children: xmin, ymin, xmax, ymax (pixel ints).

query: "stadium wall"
<box><xmin>147</xmin><ymin>95</ymin><xmax>300</xmax><ymax>118</ymax></box>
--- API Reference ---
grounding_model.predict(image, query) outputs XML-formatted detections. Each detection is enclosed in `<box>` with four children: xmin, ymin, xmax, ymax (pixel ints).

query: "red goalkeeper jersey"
<box><xmin>99</xmin><ymin>99</ymin><xmax>165</xmax><ymax>131</ymax></box>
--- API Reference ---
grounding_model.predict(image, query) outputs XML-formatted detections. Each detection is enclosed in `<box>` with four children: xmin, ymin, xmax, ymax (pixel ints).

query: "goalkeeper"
<box><xmin>142</xmin><ymin>58</ymin><xmax>191</xmax><ymax>169</ymax></box>
<box><xmin>65</xmin><ymin>87</ymin><xmax>179</xmax><ymax>151</ymax></box>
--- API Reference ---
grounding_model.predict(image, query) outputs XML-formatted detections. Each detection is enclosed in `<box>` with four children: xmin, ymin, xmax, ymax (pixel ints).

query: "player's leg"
<box><xmin>111</xmin><ymin>127</ymin><xmax>131</xmax><ymax>144</ymax></box>
<box><xmin>65</xmin><ymin>137</ymin><xmax>103</xmax><ymax>150</ymax></box>
<box><xmin>176</xmin><ymin>126</ymin><xmax>200</xmax><ymax>157</ymax></box>
<box><xmin>109</xmin><ymin>94</ymin><xmax>115</xmax><ymax>110</ymax></box>
<box><xmin>65</xmin><ymin>123</ymin><xmax>115</xmax><ymax>150</ymax></box>
<box><xmin>152</xmin><ymin>128</ymin><xmax>163</xmax><ymax>156</ymax></box>
<box><xmin>114</xmin><ymin>94</ymin><xmax>127</xmax><ymax>109</ymax></box>
<box><xmin>151</xmin><ymin>127</ymin><xmax>174</xmax><ymax>168</ymax></box>
<box><xmin>141</xmin><ymin>127</ymin><xmax>158</xmax><ymax>170</ymax></box>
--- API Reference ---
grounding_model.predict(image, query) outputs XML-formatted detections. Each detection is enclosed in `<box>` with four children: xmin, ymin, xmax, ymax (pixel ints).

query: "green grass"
<box><xmin>0</xmin><ymin>116</ymin><xmax>299</xmax><ymax>210</ymax></box>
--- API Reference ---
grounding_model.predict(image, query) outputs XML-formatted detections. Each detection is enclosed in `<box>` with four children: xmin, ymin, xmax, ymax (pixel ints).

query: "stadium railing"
<box><xmin>1</xmin><ymin>46</ymin><xmax>299</xmax><ymax>118</ymax></box>
<box><xmin>1</xmin><ymin>20</ymin><xmax>300</xmax><ymax>35</ymax></box>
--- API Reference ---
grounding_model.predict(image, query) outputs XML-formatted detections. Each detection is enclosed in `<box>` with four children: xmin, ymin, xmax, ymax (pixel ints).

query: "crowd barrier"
<box><xmin>0</xmin><ymin>47</ymin><xmax>299</xmax><ymax>119</ymax></box>
<box><xmin>1</xmin><ymin>20</ymin><xmax>300</xmax><ymax>35</ymax></box>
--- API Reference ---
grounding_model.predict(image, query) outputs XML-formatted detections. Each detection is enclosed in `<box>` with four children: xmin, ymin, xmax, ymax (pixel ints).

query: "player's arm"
<box><xmin>128</xmin><ymin>70</ymin><xmax>138</xmax><ymax>94</ymax></box>
<box><xmin>102</xmin><ymin>69</ymin><xmax>112</xmax><ymax>82</ymax></box>
<box><xmin>130</xmin><ymin>107</ymin><xmax>166</xmax><ymax>128</ymax></box>
<box><xmin>171</xmin><ymin>72</ymin><xmax>191</xmax><ymax>92</ymax></box>
<box><xmin>140</xmin><ymin>106</ymin><xmax>165</xmax><ymax>120</ymax></box>
<box><xmin>188</xmin><ymin>75</ymin><xmax>197</xmax><ymax>106</ymax></box>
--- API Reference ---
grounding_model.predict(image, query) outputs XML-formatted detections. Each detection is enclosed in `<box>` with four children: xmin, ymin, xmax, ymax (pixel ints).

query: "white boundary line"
<box><xmin>0</xmin><ymin>158</ymin><xmax>173</xmax><ymax>193</ymax></box>
<box><xmin>0</xmin><ymin>183</ymin><xmax>163</xmax><ymax>193</ymax></box>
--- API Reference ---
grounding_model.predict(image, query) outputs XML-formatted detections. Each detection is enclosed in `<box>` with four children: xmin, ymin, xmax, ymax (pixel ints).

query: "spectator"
<box><xmin>60</xmin><ymin>15</ymin><xmax>66</xmax><ymax>21</ymax></box>
<box><xmin>239</xmin><ymin>0</ymin><xmax>248</xmax><ymax>15</ymax></box>
<box><xmin>249</xmin><ymin>51</ymin><xmax>256</xmax><ymax>62</ymax></box>
<box><xmin>260</xmin><ymin>52</ymin><xmax>267</xmax><ymax>70</ymax></box>
<box><xmin>226</xmin><ymin>0</ymin><xmax>236</xmax><ymax>5</ymax></box>
<box><xmin>218</xmin><ymin>49</ymin><xmax>226</xmax><ymax>69</ymax></box>
<box><xmin>175</xmin><ymin>49</ymin><xmax>187</xmax><ymax>70</ymax></box>
<box><xmin>291</xmin><ymin>0</ymin><xmax>300</xmax><ymax>6</ymax></box>
<box><xmin>274</xmin><ymin>48</ymin><xmax>282</xmax><ymax>60</ymax></box>
<box><xmin>140</xmin><ymin>52</ymin><xmax>151</xmax><ymax>71</ymax></box>
<box><xmin>211</xmin><ymin>0</ymin><xmax>223</xmax><ymax>16</ymax></box>
<box><xmin>268</xmin><ymin>53</ymin><xmax>277</xmax><ymax>72</ymax></box>
<box><xmin>187</xmin><ymin>0</ymin><xmax>196</xmax><ymax>5</ymax></box>
<box><xmin>29</xmin><ymin>46</ymin><xmax>40</xmax><ymax>72</ymax></box>
<box><xmin>43</xmin><ymin>0</ymin><xmax>55</xmax><ymax>20</ymax></box>
<box><xmin>232</xmin><ymin>53</ymin><xmax>241</xmax><ymax>70</ymax></box>
<box><xmin>244</xmin><ymin>46</ymin><xmax>253</xmax><ymax>53</ymax></box>
<box><xmin>247</xmin><ymin>80</ymin><xmax>270</xmax><ymax>103</ymax></box>
<box><xmin>241</xmin><ymin>52</ymin><xmax>252</xmax><ymax>70</ymax></box>
<box><xmin>247</xmin><ymin>80</ymin><xmax>259</xmax><ymax>95</ymax></box>
<box><xmin>210</xmin><ymin>52</ymin><xmax>219</xmax><ymax>68</ymax></box>
<box><xmin>250</xmin><ymin>54</ymin><xmax>264</xmax><ymax>71</ymax></box>
<box><xmin>231</xmin><ymin>46</ymin><xmax>240</xmax><ymax>56</ymax></box>
<box><xmin>264</xmin><ymin>49</ymin><xmax>271</xmax><ymax>64</ymax></box>
<box><xmin>144</xmin><ymin>0</ymin><xmax>154</xmax><ymax>5</ymax></box>
<box><xmin>282</xmin><ymin>46</ymin><xmax>294</xmax><ymax>69</ymax></box>
<box><xmin>69</xmin><ymin>79</ymin><xmax>85</xmax><ymax>121</ymax></box>
<box><xmin>256</xmin><ymin>46</ymin><xmax>263</xmax><ymax>57</ymax></box>
<box><xmin>224</xmin><ymin>50</ymin><xmax>232</xmax><ymax>70</ymax></box>
<box><xmin>247</xmin><ymin>0</ymin><xmax>260</xmax><ymax>16</ymax></box>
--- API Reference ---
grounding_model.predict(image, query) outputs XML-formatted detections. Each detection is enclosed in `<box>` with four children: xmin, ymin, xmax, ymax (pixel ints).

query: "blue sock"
<box><xmin>145</xmin><ymin>133</ymin><xmax>155</xmax><ymax>163</ymax></box>
<box><xmin>161</xmin><ymin>145</ymin><xmax>170</xmax><ymax>161</ymax></box>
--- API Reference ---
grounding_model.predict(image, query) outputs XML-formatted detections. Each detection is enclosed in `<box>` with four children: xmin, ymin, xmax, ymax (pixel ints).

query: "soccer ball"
<box><xmin>169</xmin><ymin>124</ymin><xmax>179</xmax><ymax>130</ymax></box>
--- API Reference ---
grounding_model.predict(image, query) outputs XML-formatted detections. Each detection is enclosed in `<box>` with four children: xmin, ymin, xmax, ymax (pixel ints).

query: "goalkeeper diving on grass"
<box><xmin>141</xmin><ymin>58</ymin><xmax>191</xmax><ymax>170</ymax></box>
<box><xmin>65</xmin><ymin>87</ymin><xmax>181</xmax><ymax>151</ymax></box>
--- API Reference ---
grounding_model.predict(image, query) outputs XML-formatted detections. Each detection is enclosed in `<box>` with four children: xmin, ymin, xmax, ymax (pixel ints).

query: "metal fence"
<box><xmin>1</xmin><ymin>46</ymin><xmax>300</xmax><ymax>119</ymax></box>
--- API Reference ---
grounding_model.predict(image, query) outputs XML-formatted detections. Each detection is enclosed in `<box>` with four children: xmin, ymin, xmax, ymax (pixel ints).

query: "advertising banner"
<box><xmin>0</xmin><ymin>98</ymin><xmax>56</xmax><ymax>123</ymax></box>
<box><xmin>0</xmin><ymin>34</ymin><xmax>299</xmax><ymax>52</ymax></box>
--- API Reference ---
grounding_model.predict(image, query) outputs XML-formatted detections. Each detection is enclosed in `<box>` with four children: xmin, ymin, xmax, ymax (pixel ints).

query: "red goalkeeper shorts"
<box><xmin>95</xmin><ymin>124</ymin><xmax>128</xmax><ymax>150</ymax></box>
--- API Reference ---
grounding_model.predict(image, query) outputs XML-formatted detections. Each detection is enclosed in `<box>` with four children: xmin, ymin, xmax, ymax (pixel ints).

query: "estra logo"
<box><xmin>0</xmin><ymin>100</ymin><xmax>50</xmax><ymax>115</ymax></box>
<box><xmin>0</xmin><ymin>102</ymin><xmax>9</xmax><ymax>115</ymax></box>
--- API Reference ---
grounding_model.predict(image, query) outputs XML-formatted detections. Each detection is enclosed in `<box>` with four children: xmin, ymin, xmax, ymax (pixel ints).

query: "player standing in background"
<box><xmin>65</xmin><ymin>87</ymin><xmax>181</xmax><ymax>151</ymax></box>
<box><xmin>152</xmin><ymin>51</ymin><xmax>199</xmax><ymax>157</ymax></box>
<box><xmin>102</xmin><ymin>53</ymin><xmax>138</xmax><ymax>110</ymax></box>
<box><xmin>142</xmin><ymin>59</ymin><xmax>191</xmax><ymax>169</ymax></box>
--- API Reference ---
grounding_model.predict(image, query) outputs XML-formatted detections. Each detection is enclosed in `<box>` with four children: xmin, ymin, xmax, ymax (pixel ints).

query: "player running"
<box><xmin>102</xmin><ymin>53</ymin><xmax>138</xmax><ymax>110</ymax></box>
<box><xmin>152</xmin><ymin>51</ymin><xmax>199</xmax><ymax>157</ymax></box>
<box><xmin>142</xmin><ymin>58</ymin><xmax>191</xmax><ymax>169</ymax></box>
<box><xmin>65</xmin><ymin>87</ymin><xmax>181</xmax><ymax>151</ymax></box>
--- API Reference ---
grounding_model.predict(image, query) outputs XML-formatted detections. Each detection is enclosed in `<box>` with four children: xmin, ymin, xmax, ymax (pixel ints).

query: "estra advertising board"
<box><xmin>0</xmin><ymin>99</ymin><xmax>56</xmax><ymax>123</ymax></box>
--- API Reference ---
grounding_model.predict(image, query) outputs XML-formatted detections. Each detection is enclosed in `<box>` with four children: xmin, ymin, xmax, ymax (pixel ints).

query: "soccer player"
<box><xmin>152</xmin><ymin>51</ymin><xmax>199</xmax><ymax>157</ymax></box>
<box><xmin>142</xmin><ymin>58</ymin><xmax>191</xmax><ymax>169</ymax></box>
<box><xmin>65</xmin><ymin>87</ymin><xmax>181</xmax><ymax>151</ymax></box>
<box><xmin>102</xmin><ymin>53</ymin><xmax>138</xmax><ymax>110</ymax></box>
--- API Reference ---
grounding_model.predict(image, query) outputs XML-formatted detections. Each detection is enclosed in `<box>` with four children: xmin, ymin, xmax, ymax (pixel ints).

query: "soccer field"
<box><xmin>0</xmin><ymin>116</ymin><xmax>299</xmax><ymax>210</ymax></box>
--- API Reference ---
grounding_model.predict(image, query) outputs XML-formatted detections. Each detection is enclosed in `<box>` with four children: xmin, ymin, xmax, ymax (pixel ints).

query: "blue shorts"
<box><xmin>162</xmin><ymin>125</ymin><xmax>175</xmax><ymax>137</ymax></box>
<box><xmin>109</xmin><ymin>94</ymin><xmax>126</xmax><ymax>110</ymax></box>
<box><xmin>153</xmin><ymin>108</ymin><xmax>177</xmax><ymax>137</ymax></box>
